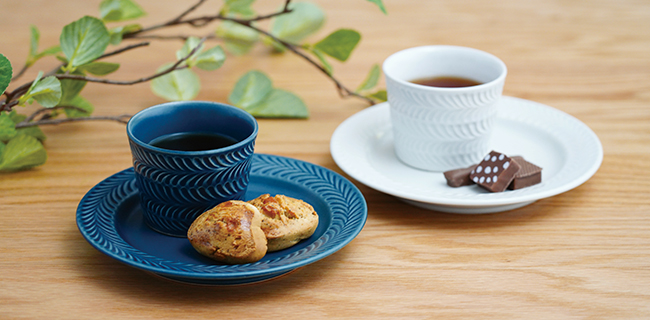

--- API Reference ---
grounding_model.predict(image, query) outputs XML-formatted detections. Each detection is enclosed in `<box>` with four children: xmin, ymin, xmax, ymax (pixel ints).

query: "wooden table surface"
<box><xmin>2</xmin><ymin>0</ymin><xmax>649</xmax><ymax>318</ymax></box>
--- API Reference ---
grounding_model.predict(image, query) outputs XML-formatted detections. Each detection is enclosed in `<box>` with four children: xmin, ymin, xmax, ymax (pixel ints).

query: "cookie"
<box><xmin>248</xmin><ymin>194</ymin><xmax>319</xmax><ymax>252</ymax></box>
<box><xmin>187</xmin><ymin>200</ymin><xmax>267</xmax><ymax>264</ymax></box>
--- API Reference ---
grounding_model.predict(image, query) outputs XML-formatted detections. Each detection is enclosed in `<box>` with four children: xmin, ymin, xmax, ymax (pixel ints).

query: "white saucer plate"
<box><xmin>330</xmin><ymin>96</ymin><xmax>603</xmax><ymax>214</ymax></box>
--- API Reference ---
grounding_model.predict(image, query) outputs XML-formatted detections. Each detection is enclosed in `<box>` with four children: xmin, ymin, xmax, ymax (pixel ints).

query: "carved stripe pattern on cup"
<box><xmin>386</xmin><ymin>77</ymin><xmax>503</xmax><ymax>110</ymax></box>
<box><xmin>129</xmin><ymin>142</ymin><xmax>255</xmax><ymax>172</ymax></box>
<box><xmin>128</xmin><ymin>138</ymin><xmax>255</xmax><ymax>236</ymax></box>
<box><xmin>394</xmin><ymin>135</ymin><xmax>490</xmax><ymax>170</ymax></box>
<box><xmin>134</xmin><ymin>168</ymin><xmax>250</xmax><ymax>205</ymax></box>
<box><xmin>133</xmin><ymin>158</ymin><xmax>251</xmax><ymax>187</ymax></box>
<box><xmin>390</xmin><ymin>108</ymin><xmax>496</xmax><ymax>140</ymax></box>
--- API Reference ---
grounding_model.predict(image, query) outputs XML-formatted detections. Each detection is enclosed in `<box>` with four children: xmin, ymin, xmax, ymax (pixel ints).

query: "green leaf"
<box><xmin>17</xmin><ymin>71</ymin><xmax>44</xmax><ymax>106</ymax></box>
<box><xmin>356</xmin><ymin>64</ymin><xmax>381</xmax><ymax>92</ymax></box>
<box><xmin>270</xmin><ymin>2</ymin><xmax>325</xmax><ymax>48</ymax></box>
<box><xmin>26</xmin><ymin>26</ymin><xmax>58</xmax><ymax>67</ymax></box>
<box><xmin>19</xmin><ymin>71</ymin><xmax>44</xmax><ymax>106</ymax></box>
<box><xmin>27</xmin><ymin>25</ymin><xmax>40</xmax><ymax>65</ymax></box>
<box><xmin>108</xmin><ymin>24</ymin><xmax>142</xmax><ymax>45</ymax></box>
<box><xmin>63</xmin><ymin>95</ymin><xmax>94</xmax><ymax>118</ymax></box>
<box><xmin>100</xmin><ymin>0</ymin><xmax>124</xmax><ymax>21</ymax></box>
<box><xmin>194</xmin><ymin>46</ymin><xmax>226</xmax><ymax>71</ymax></box>
<box><xmin>224</xmin><ymin>42</ymin><xmax>254</xmax><ymax>56</ymax></box>
<box><xmin>100</xmin><ymin>0</ymin><xmax>146</xmax><ymax>22</ymax></box>
<box><xmin>228</xmin><ymin>70</ymin><xmax>273</xmax><ymax>109</ymax></box>
<box><xmin>3</xmin><ymin>110</ymin><xmax>46</xmax><ymax>141</ymax></box>
<box><xmin>26</xmin><ymin>26</ymin><xmax>61</xmax><ymax>66</ymax></box>
<box><xmin>0</xmin><ymin>134</ymin><xmax>47</xmax><ymax>172</ymax></box>
<box><xmin>55</xmin><ymin>55</ymin><xmax>69</xmax><ymax>64</ymax></box>
<box><xmin>150</xmin><ymin>63</ymin><xmax>200</xmax><ymax>101</ymax></box>
<box><xmin>16</xmin><ymin>126</ymin><xmax>47</xmax><ymax>142</ymax></box>
<box><xmin>366</xmin><ymin>0</ymin><xmax>387</xmax><ymax>14</ymax></box>
<box><xmin>309</xmin><ymin>48</ymin><xmax>333</xmax><ymax>75</ymax></box>
<box><xmin>313</xmin><ymin>29</ymin><xmax>361</xmax><ymax>62</ymax></box>
<box><xmin>0</xmin><ymin>141</ymin><xmax>5</xmax><ymax>158</ymax></box>
<box><xmin>78</xmin><ymin>61</ymin><xmax>120</xmax><ymax>75</ymax></box>
<box><xmin>0</xmin><ymin>54</ymin><xmax>11</xmax><ymax>95</ymax></box>
<box><xmin>34</xmin><ymin>45</ymin><xmax>62</xmax><ymax>60</ymax></box>
<box><xmin>17</xmin><ymin>72</ymin><xmax>62</xmax><ymax>108</ymax></box>
<box><xmin>215</xmin><ymin>20</ymin><xmax>259</xmax><ymax>55</ymax></box>
<box><xmin>176</xmin><ymin>37</ymin><xmax>205</xmax><ymax>64</ymax></box>
<box><xmin>30</xmin><ymin>76</ymin><xmax>62</xmax><ymax>108</ymax></box>
<box><xmin>367</xmin><ymin>89</ymin><xmax>387</xmax><ymax>102</ymax></box>
<box><xmin>0</xmin><ymin>112</ymin><xmax>17</xmax><ymax>142</ymax></box>
<box><xmin>216</xmin><ymin>20</ymin><xmax>259</xmax><ymax>42</ymax></box>
<box><xmin>223</xmin><ymin>0</ymin><xmax>255</xmax><ymax>16</ymax></box>
<box><xmin>246</xmin><ymin>89</ymin><xmax>308</xmax><ymax>118</ymax></box>
<box><xmin>8</xmin><ymin>110</ymin><xmax>25</xmax><ymax>124</ymax></box>
<box><xmin>228</xmin><ymin>71</ymin><xmax>309</xmax><ymax>118</ymax></box>
<box><xmin>58</xmin><ymin>69</ymin><xmax>86</xmax><ymax>104</ymax></box>
<box><xmin>60</xmin><ymin>16</ymin><xmax>110</xmax><ymax>68</ymax></box>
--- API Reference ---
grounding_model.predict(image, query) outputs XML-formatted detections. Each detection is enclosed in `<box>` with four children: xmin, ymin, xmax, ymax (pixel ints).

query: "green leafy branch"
<box><xmin>0</xmin><ymin>0</ymin><xmax>387</xmax><ymax>172</ymax></box>
<box><xmin>121</xmin><ymin>0</ymin><xmax>385</xmax><ymax>105</ymax></box>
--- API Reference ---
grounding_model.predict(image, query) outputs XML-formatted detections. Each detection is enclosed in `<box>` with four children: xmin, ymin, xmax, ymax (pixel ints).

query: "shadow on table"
<box><xmin>361</xmin><ymin>184</ymin><xmax>571</xmax><ymax>231</ymax></box>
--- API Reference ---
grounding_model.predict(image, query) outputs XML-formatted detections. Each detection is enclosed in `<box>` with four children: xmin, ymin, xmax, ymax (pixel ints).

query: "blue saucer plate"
<box><xmin>77</xmin><ymin>154</ymin><xmax>367</xmax><ymax>285</ymax></box>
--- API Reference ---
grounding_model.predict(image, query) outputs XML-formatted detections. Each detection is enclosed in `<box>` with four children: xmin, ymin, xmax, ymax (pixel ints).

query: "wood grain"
<box><xmin>1</xmin><ymin>0</ymin><xmax>650</xmax><ymax>319</ymax></box>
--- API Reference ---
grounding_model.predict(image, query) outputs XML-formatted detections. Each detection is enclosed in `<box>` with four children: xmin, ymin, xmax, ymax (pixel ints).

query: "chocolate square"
<box><xmin>508</xmin><ymin>156</ymin><xmax>542</xmax><ymax>190</ymax></box>
<box><xmin>443</xmin><ymin>164</ymin><xmax>477</xmax><ymax>187</ymax></box>
<box><xmin>469</xmin><ymin>151</ymin><xmax>521</xmax><ymax>192</ymax></box>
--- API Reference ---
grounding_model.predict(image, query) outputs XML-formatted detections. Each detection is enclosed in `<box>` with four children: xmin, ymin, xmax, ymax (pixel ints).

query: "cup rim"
<box><xmin>126</xmin><ymin>100</ymin><xmax>258</xmax><ymax>156</ymax></box>
<box><xmin>382</xmin><ymin>45</ymin><xmax>507</xmax><ymax>92</ymax></box>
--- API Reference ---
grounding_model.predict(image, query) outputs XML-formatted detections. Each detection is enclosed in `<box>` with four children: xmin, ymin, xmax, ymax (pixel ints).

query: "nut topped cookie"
<box><xmin>187</xmin><ymin>200</ymin><xmax>267</xmax><ymax>264</ymax></box>
<box><xmin>248</xmin><ymin>194</ymin><xmax>319</xmax><ymax>252</ymax></box>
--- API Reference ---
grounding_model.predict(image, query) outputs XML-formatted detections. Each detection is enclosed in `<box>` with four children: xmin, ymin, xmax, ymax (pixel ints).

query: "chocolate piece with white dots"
<box><xmin>469</xmin><ymin>151</ymin><xmax>521</xmax><ymax>192</ymax></box>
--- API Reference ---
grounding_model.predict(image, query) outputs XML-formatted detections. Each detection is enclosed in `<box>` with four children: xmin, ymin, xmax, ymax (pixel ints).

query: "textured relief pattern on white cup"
<box><xmin>393</xmin><ymin>133</ymin><xmax>491</xmax><ymax>171</ymax></box>
<box><xmin>389</xmin><ymin>96</ymin><xmax>499</xmax><ymax>140</ymax></box>
<box><xmin>387</xmin><ymin>78</ymin><xmax>504</xmax><ymax>111</ymax></box>
<box><xmin>383</xmin><ymin>45</ymin><xmax>506</xmax><ymax>172</ymax></box>
<box><xmin>389</xmin><ymin>96</ymin><xmax>500</xmax><ymax>122</ymax></box>
<box><xmin>386</xmin><ymin>77</ymin><xmax>502</xmax><ymax>171</ymax></box>
<box><xmin>391</xmin><ymin>110</ymin><xmax>496</xmax><ymax>141</ymax></box>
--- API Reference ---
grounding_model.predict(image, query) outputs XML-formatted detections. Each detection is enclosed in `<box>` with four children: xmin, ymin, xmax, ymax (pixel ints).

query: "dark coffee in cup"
<box><xmin>150</xmin><ymin>132</ymin><xmax>238</xmax><ymax>151</ymax></box>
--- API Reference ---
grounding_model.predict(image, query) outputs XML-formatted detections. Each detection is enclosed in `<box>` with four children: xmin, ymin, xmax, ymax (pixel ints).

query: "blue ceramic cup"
<box><xmin>126</xmin><ymin>101</ymin><xmax>258</xmax><ymax>237</ymax></box>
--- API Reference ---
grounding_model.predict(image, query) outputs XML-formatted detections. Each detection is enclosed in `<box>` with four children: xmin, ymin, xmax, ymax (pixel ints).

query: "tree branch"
<box><xmin>172</xmin><ymin>0</ymin><xmax>208</xmax><ymax>23</ymax></box>
<box><xmin>221</xmin><ymin>17</ymin><xmax>375</xmax><ymax>104</ymax></box>
<box><xmin>53</xmin><ymin>37</ymin><xmax>204</xmax><ymax>86</ymax></box>
<box><xmin>16</xmin><ymin>114</ymin><xmax>131</xmax><ymax>128</ymax></box>
<box><xmin>54</xmin><ymin>64</ymin><xmax>188</xmax><ymax>86</ymax></box>
<box><xmin>23</xmin><ymin>105</ymin><xmax>87</xmax><ymax>122</ymax></box>
<box><xmin>128</xmin><ymin>33</ymin><xmax>214</xmax><ymax>42</ymax></box>
<box><xmin>3</xmin><ymin>0</ymin><xmax>379</xmax><ymax>119</ymax></box>
<box><xmin>124</xmin><ymin>0</ymin><xmax>208</xmax><ymax>37</ymax></box>
<box><xmin>1</xmin><ymin>42</ymin><xmax>153</xmax><ymax>113</ymax></box>
<box><xmin>123</xmin><ymin>0</ymin><xmax>291</xmax><ymax>40</ymax></box>
<box><xmin>96</xmin><ymin>41</ymin><xmax>151</xmax><ymax>60</ymax></box>
<box><xmin>120</xmin><ymin>1</ymin><xmax>374</xmax><ymax>105</ymax></box>
<box><xmin>227</xmin><ymin>1</ymin><xmax>293</xmax><ymax>23</ymax></box>
<box><xmin>11</xmin><ymin>64</ymin><xmax>30</xmax><ymax>82</ymax></box>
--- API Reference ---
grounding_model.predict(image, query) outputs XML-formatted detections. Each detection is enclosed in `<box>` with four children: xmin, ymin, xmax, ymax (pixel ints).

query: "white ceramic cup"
<box><xmin>383</xmin><ymin>45</ymin><xmax>507</xmax><ymax>172</ymax></box>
